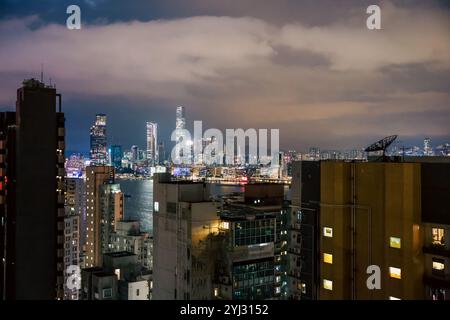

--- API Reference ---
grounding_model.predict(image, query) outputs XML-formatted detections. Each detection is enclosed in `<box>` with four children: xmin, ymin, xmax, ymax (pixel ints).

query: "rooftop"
<box><xmin>220</xmin><ymin>203</ymin><xmax>278</xmax><ymax>221</ymax></box>
<box><xmin>104</xmin><ymin>251</ymin><xmax>136</xmax><ymax>258</ymax></box>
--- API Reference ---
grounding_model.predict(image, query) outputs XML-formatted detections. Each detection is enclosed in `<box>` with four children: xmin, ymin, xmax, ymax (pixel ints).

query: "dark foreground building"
<box><xmin>288</xmin><ymin>158</ymin><xmax>450</xmax><ymax>300</ymax></box>
<box><xmin>0</xmin><ymin>79</ymin><xmax>65</xmax><ymax>299</ymax></box>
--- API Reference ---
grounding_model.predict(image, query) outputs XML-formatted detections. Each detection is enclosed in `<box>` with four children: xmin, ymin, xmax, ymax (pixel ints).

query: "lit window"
<box><xmin>323</xmin><ymin>253</ymin><xmax>333</xmax><ymax>264</ymax></box>
<box><xmin>390</xmin><ymin>237</ymin><xmax>401</xmax><ymax>249</ymax></box>
<box><xmin>154</xmin><ymin>202</ymin><xmax>159</xmax><ymax>213</ymax></box>
<box><xmin>220</xmin><ymin>221</ymin><xmax>230</xmax><ymax>230</ymax></box>
<box><xmin>114</xmin><ymin>268</ymin><xmax>120</xmax><ymax>279</ymax></box>
<box><xmin>323</xmin><ymin>227</ymin><xmax>333</xmax><ymax>238</ymax></box>
<box><xmin>432</xmin><ymin>259</ymin><xmax>445</xmax><ymax>272</ymax></box>
<box><xmin>275</xmin><ymin>287</ymin><xmax>281</xmax><ymax>294</ymax></box>
<box><xmin>389</xmin><ymin>267</ymin><xmax>401</xmax><ymax>279</ymax></box>
<box><xmin>432</xmin><ymin>228</ymin><xmax>445</xmax><ymax>246</ymax></box>
<box><xmin>300</xmin><ymin>282</ymin><xmax>306</xmax><ymax>294</ymax></box>
<box><xmin>389</xmin><ymin>296</ymin><xmax>401</xmax><ymax>300</ymax></box>
<box><xmin>323</xmin><ymin>279</ymin><xmax>333</xmax><ymax>291</ymax></box>
<box><xmin>214</xmin><ymin>288</ymin><xmax>219</xmax><ymax>297</ymax></box>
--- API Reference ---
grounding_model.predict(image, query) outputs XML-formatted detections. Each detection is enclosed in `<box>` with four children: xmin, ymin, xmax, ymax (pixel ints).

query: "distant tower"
<box><xmin>176</xmin><ymin>106</ymin><xmax>186</xmax><ymax>134</ymax></box>
<box><xmin>110</xmin><ymin>145</ymin><xmax>122</xmax><ymax>168</ymax></box>
<box><xmin>146</xmin><ymin>122</ymin><xmax>158</xmax><ymax>166</ymax></box>
<box><xmin>131</xmin><ymin>145</ymin><xmax>138</xmax><ymax>163</ymax></box>
<box><xmin>175</xmin><ymin>106</ymin><xmax>186</xmax><ymax>144</ymax></box>
<box><xmin>90</xmin><ymin>114</ymin><xmax>107</xmax><ymax>165</ymax></box>
<box><xmin>424</xmin><ymin>137</ymin><xmax>433</xmax><ymax>156</ymax></box>
<box><xmin>158</xmin><ymin>141</ymin><xmax>165</xmax><ymax>164</ymax></box>
<box><xmin>175</xmin><ymin>106</ymin><xmax>187</xmax><ymax>162</ymax></box>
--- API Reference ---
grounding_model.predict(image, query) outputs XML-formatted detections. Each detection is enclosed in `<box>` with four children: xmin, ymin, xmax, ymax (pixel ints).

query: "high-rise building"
<box><xmin>158</xmin><ymin>141</ymin><xmax>165</xmax><ymax>164</ymax></box>
<box><xmin>287</xmin><ymin>161</ymin><xmax>320</xmax><ymax>300</ymax></box>
<box><xmin>131</xmin><ymin>145</ymin><xmax>138</xmax><ymax>163</ymax></box>
<box><xmin>288</xmin><ymin>158</ymin><xmax>450</xmax><ymax>300</ymax></box>
<box><xmin>0</xmin><ymin>78</ymin><xmax>65</xmax><ymax>299</ymax></box>
<box><xmin>424</xmin><ymin>137</ymin><xmax>433</xmax><ymax>156</ymax></box>
<box><xmin>110</xmin><ymin>145</ymin><xmax>122</xmax><ymax>169</ymax></box>
<box><xmin>176</xmin><ymin>106</ymin><xmax>186</xmax><ymax>133</ymax></box>
<box><xmin>153</xmin><ymin>174</ymin><xmax>288</xmax><ymax>300</ymax></box>
<box><xmin>174</xmin><ymin>106</ymin><xmax>187</xmax><ymax>162</ymax></box>
<box><xmin>64</xmin><ymin>177</ymin><xmax>86</xmax><ymax>300</ymax></box>
<box><xmin>146</xmin><ymin>122</ymin><xmax>158</xmax><ymax>166</ymax></box>
<box><xmin>420</xmin><ymin>162</ymin><xmax>450</xmax><ymax>300</ymax></box>
<box><xmin>214</xmin><ymin>184</ymin><xmax>287</xmax><ymax>300</ymax></box>
<box><xmin>99</xmin><ymin>183</ymin><xmax>124</xmax><ymax>256</ymax></box>
<box><xmin>319</xmin><ymin>161</ymin><xmax>424</xmax><ymax>300</ymax></box>
<box><xmin>152</xmin><ymin>174</ymin><xmax>219</xmax><ymax>300</ymax></box>
<box><xmin>85</xmin><ymin>166</ymin><xmax>115</xmax><ymax>267</ymax></box>
<box><xmin>90</xmin><ymin>114</ymin><xmax>107</xmax><ymax>165</ymax></box>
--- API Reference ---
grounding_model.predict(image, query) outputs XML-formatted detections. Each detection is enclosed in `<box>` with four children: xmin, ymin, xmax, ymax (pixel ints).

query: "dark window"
<box><xmin>167</xmin><ymin>202</ymin><xmax>177</xmax><ymax>214</ymax></box>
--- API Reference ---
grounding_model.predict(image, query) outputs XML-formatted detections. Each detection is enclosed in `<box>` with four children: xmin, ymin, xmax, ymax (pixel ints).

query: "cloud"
<box><xmin>0</xmin><ymin>1</ymin><xmax>448</xmax><ymax>150</ymax></box>
<box><xmin>277</xmin><ymin>2</ymin><xmax>450</xmax><ymax>71</ymax></box>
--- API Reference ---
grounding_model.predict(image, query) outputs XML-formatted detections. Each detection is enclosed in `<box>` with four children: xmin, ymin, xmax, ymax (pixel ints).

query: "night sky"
<box><xmin>0</xmin><ymin>0</ymin><xmax>449</xmax><ymax>154</ymax></box>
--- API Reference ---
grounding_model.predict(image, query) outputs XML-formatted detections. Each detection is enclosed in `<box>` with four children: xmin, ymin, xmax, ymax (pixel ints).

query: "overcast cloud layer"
<box><xmin>0</xmin><ymin>0</ymin><xmax>449</xmax><ymax>152</ymax></box>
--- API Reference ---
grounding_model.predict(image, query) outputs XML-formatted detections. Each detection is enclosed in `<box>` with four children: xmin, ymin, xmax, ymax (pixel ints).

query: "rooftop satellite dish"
<box><xmin>365</xmin><ymin>135</ymin><xmax>398</xmax><ymax>161</ymax></box>
<box><xmin>365</xmin><ymin>135</ymin><xmax>398</xmax><ymax>153</ymax></box>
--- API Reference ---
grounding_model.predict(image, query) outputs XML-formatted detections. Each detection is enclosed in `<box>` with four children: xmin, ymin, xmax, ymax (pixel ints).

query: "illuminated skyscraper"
<box><xmin>146</xmin><ymin>122</ymin><xmax>158</xmax><ymax>166</ymax></box>
<box><xmin>424</xmin><ymin>137</ymin><xmax>433</xmax><ymax>156</ymax></box>
<box><xmin>174</xmin><ymin>106</ymin><xmax>188</xmax><ymax>163</ymax></box>
<box><xmin>176</xmin><ymin>106</ymin><xmax>185</xmax><ymax>144</ymax></box>
<box><xmin>90</xmin><ymin>114</ymin><xmax>107</xmax><ymax>165</ymax></box>
<box><xmin>176</xmin><ymin>106</ymin><xmax>186</xmax><ymax>134</ymax></box>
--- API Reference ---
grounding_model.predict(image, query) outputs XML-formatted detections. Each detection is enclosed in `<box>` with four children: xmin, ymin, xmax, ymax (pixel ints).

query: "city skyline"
<box><xmin>0</xmin><ymin>0</ymin><xmax>449</xmax><ymax>153</ymax></box>
<box><xmin>0</xmin><ymin>1</ymin><xmax>449</xmax><ymax>303</ymax></box>
<box><xmin>74</xmin><ymin>108</ymin><xmax>450</xmax><ymax>159</ymax></box>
